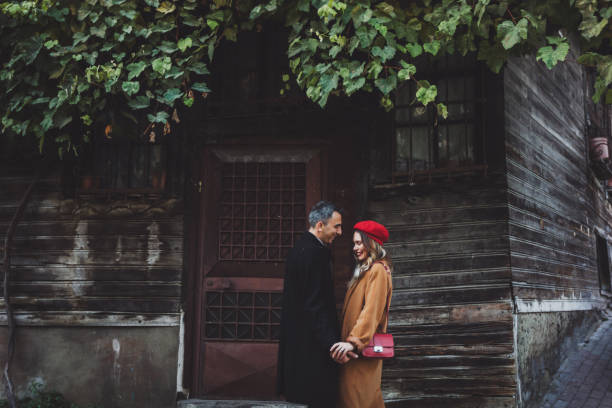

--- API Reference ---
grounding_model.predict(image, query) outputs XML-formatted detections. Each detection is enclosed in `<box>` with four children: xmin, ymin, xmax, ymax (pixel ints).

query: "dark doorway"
<box><xmin>191</xmin><ymin>145</ymin><xmax>325</xmax><ymax>398</ymax></box>
<box><xmin>596</xmin><ymin>232</ymin><xmax>611</xmax><ymax>293</ymax></box>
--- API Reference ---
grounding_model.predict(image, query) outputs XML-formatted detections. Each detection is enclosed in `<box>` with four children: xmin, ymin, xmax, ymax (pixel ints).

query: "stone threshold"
<box><xmin>177</xmin><ymin>399</ymin><xmax>307</xmax><ymax>408</ymax></box>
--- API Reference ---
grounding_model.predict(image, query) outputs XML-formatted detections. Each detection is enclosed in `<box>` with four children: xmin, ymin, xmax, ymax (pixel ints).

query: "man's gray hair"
<box><xmin>308</xmin><ymin>201</ymin><xmax>340</xmax><ymax>227</ymax></box>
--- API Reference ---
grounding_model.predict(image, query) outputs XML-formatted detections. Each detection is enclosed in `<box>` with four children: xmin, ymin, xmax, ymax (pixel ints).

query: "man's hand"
<box><xmin>330</xmin><ymin>341</ymin><xmax>355</xmax><ymax>361</ymax></box>
<box><xmin>331</xmin><ymin>350</ymin><xmax>359</xmax><ymax>364</ymax></box>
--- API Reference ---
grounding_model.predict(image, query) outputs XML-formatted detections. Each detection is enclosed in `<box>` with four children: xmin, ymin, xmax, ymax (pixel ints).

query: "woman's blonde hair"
<box><xmin>349</xmin><ymin>230</ymin><xmax>392</xmax><ymax>287</ymax></box>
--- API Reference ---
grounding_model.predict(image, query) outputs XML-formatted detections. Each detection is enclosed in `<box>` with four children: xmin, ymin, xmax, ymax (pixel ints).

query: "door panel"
<box><xmin>195</xmin><ymin>146</ymin><xmax>323</xmax><ymax>398</ymax></box>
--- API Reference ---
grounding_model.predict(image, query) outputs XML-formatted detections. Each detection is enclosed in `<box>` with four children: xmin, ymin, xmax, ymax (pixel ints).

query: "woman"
<box><xmin>330</xmin><ymin>220</ymin><xmax>393</xmax><ymax>408</ymax></box>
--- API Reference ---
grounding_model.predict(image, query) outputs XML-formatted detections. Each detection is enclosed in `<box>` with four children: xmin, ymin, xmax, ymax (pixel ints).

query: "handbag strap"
<box><xmin>374</xmin><ymin>261</ymin><xmax>391</xmax><ymax>334</ymax></box>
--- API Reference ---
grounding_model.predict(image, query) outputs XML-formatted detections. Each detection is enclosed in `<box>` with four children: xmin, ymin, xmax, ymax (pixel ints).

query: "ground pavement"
<box><xmin>539</xmin><ymin>318</ymin><xmax>612</xmax><ymax>408</ymax></box>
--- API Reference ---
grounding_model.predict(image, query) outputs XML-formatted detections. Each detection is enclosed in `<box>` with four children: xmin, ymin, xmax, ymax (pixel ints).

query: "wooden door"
<box><xmin>193</xmin><ymin>146</ymin><xmax>323</xmax><ymax>398</ymax></box>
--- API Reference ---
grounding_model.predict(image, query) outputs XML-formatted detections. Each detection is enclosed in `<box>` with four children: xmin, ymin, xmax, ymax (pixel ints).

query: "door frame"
<box><xmin>184</xmin><ymin>141</ymin><xmax>329</xmax><ymax>397</ymax></box>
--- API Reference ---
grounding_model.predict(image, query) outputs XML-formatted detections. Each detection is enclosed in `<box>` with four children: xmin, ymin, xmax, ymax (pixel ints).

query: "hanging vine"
<box><xmin>0</xmin><ymin>0</ymin><xmax>610</xmax><ymax>157</ymax></box>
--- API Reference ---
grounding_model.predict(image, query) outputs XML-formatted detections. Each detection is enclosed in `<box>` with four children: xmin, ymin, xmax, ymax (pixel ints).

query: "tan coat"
<box><xmin>338</xmin><ymin>261</ymin><xmax>392</xmax><ymax>408</ymax></box>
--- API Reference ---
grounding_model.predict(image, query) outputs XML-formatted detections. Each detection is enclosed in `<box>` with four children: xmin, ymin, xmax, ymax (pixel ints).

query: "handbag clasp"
<box><xmin>373</xmin><ymin>345</ymin><xmax>383</xmax><ymax>353</ymax></box>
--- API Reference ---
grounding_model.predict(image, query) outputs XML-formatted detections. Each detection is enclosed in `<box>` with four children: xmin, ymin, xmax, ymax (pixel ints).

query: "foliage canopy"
<box><xmin>0</xmin><ymin>0</ymin><xmax>610</xmax><ymax>157</ymax></box>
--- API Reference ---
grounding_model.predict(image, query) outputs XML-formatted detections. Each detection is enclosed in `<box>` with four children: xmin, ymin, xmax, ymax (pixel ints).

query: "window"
<box><xmin>394</xmin><ymin>54</ymin><xmax>486</xmax><ymax>182</ymax></box>
<box><xmin>596</xmin><ymin>232</ymin><xmax>611</xmax><ymax>293</ymax></box>
<box><xmin>586</xmin><ymin>67</ymin><xmax>612</xmax><ymax>192</ymax></box>
<box><xmin>75</xmin><ymin>134</ymin><xmax>181</xmax><ymax>196</ymax></box>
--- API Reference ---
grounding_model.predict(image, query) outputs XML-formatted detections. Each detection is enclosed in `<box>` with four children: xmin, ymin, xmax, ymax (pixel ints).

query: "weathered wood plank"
<box><xmin>390</xmin><ymin>302</ymin><xmax>512</xmax><ymax>326</ymax></box>
<box><xmin>8</xmin><ymin>236</ymin><xmax>183</xmax><ymax>252</ymax></box>
<box><xmin>390</xmin><ymin>221</ymin><xmax>507</xmax><ymax>243</ymax></box>
<box><xmin>391</xmin><ymin>321</ymin><xmax>513</xmax><ymax>336</ymax></box>
<box><xmin>393</xmin><ymin>344</ymin><xmax>514</xmax><ymax>357</ymax></box>
<box><xmin>8</xmin><ymin>250</ymin><xmax>184</xmax><ymax>266</ymax></box>
<box><xmin>0</xmin><ymin>297</ymin><xmax>180</xmax><ymax>313</ymax></box>
<box><xmin>0</xmin><ymin>282</ymin><xmax>181</xmax><ymax>297</ymax></box>
<box><xmin>388</xmin><ymin>236</ymin><xmax>509</xmax><ymax>259</ymax></box>
<box><xmin>0</xmin><ymin>311</ymin><xmax>180</xmax><ymax>326</ymax></box>
<box><xmin>9</xmin><ymin>266</ymin><xmax>183</xmax><ymax>282</ymax></box>
<box><xmin>0</xmin><ymin>219</ymin><xmax>183</xmax><ymax>237</ymax></box>
<box><xmin>394</xmin><ymin>330</ymin><xmax>513</xmax><ymax>346</ymax></box>
<box><xmin>393</xmin><ymin>268</ymin><xmax>510</xmax><ymax>290</ymax></box>
<box><xmin>368</xmin><ymin>205</ymin><xmax>508</xmax><ymax>227</ymax></box>
<box><xmin>393</xmin><ymin>253</ymin><xmax>510</xmax><ymax>275</ymax></box>
<box><xmin>383</xmin><ymin>396</ymin><xmax>516</xmax><ymax>408</ymax></box>
<box><xmin>392</xmin><ymin>285</ymin><xmax>511</xmax><ymax>306</ymax></box>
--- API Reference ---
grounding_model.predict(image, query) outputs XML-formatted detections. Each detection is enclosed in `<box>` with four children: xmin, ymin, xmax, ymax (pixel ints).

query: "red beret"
<box><xmin>353</xmin><ymin>220</ymin><xmax>389</xmax><ymax>245</ymax></box>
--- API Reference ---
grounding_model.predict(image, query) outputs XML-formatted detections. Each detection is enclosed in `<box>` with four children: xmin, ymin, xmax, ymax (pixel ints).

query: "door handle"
<box><xmin>206</xmin><ymin>278</ymin><xmax>233</xmax><ymax>290</ymax></box>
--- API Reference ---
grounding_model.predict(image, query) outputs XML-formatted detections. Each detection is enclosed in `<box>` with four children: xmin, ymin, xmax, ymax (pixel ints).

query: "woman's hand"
<box><xmin>330</xmin><ymin>341</ymin><xmax>355</xmax><ymax>362</ymax></box>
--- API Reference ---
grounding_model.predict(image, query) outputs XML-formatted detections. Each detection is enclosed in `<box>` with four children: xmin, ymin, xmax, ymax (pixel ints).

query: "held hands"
<box><xmin>330</xmin><ymin>342</ymin><xmax>358</xmax><ymax>364</ymax></box>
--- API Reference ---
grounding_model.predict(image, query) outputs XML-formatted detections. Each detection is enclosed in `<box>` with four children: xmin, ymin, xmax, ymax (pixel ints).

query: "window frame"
<box><xmin>392</xmin><ymin>54</ymin><xmax>488</xmax><ymax>184</ymax></box>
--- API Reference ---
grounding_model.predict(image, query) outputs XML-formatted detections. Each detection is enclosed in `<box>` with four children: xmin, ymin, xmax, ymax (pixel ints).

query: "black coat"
<box><xmin>277</xmin><ymin>232</ymin><xmax>340</xmax><ymax>408</ymax></box>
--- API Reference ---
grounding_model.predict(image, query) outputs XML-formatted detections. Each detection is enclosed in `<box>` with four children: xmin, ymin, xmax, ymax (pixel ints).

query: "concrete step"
<box><xmin>177</xmin><ymin>399</ymin><xmax>307</xmax><ymax>408</ymax></box>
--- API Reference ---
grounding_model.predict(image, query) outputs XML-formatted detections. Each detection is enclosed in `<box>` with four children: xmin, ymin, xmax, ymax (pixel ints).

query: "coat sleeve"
<box><xmin>346</xmin><ymin>263</ymin><xmax>390</xmax><ymax>352</ymax></box>
<box><xmin>302</xmin><ymin>250</ymin><xmax>339</xmax><ymax>351</ymax></box>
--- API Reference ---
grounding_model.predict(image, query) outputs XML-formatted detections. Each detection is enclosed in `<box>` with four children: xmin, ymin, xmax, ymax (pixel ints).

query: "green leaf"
<box><xmin>416</xmin><ymin>81</ymin><xmax>437</xmax><ymax>105</ymax></box>
<box><xmin>44</xmin><ymin>39</ymin><xmax>58</xmax><ymax>49</ymax></box>
<box><xmin>577</xmin><ymin>52</ymin><xmax>604</xmax><ymax>66</ymax></box>
<box><xmin>477</xmin><ymin>40</ymin><xmax>507</xmax><ymax>73</ymax></box>
<box><xmin>475</xmin><ymin>0</ymin><xmax>490</xmax><ymax>27</ymax></box>
<box><xmin>157</xmin><ymin>1</ymin><xmax>176</xmax><ymax>14</ymax></box>
<box><xmin>536</xmin><ymin>38</ymin><xmax>570</xmax><ymax>69</ymax></box>
<box><xmin>119</xmin><ymin>9</ymin><xmax>137</xmax><ymax>20</ymax></box>
<box><xmin>187</xmin><ymin>62</ymin><xmax>210</xmax><ymax>75</ymax></box>
<box><xmin>329</xmin><ymin>45</ymin><xmax>342</xmax><ymax>58</ymax></box>
<box><xmin>127</xmin><ymin>95</ymin><xmax>151</xmax><ymax>109</ymax></box>
<box><xmin>345</xmin><ymin>77</ymin><xmax>365</xmax><ymax>95</ymax></box>
<box><xmin>147</xmin><ymin>111</ymin><xmax>170</xmax><ymax>123</ymax></box>
<box><xmin>356</xmin><ymin>25</ymin><xmax>377</xmax><ymax>48</ymax></box>
<box><xmin>398</xmin><ymin>62</ymin><xmax>416</xmax><ymax>80</ymax></box>
<box><xmin>579</xmin><ymin>17</ymin><xmax>608</xmax><ymax>39</ymax></box>
<box><xmin>605</xmin><ymin>89</ymin><xmax>612</xmax><ymax>105</ymax></box>
<box><xmin>178</xmin><ymin>37</ymin><xmax>193</xmax><ymax>52</ymax></box>
<box><xmin>122</xmin><ymin>81</ymin><xmax>140</xmax><ymax>96</ymax></box>
<box><xmin>191</xmin><ymin>82</ymin><xmax>211</xmax><ymax>92</ymax></box>
<box><xmin>207</xmin><ymin>19</ymin><xmax>219</xmax><ymax>30</ymax></box>
<box><xmin>367</xmin><ymin>60</ymin><xmax>383</xmax><ymax>79</ymax></box>
<box><xmin>159</xmin><ymin>41</ymin><xmax>178</xmax><ymax>53</ymax></box>
<box><xmin>371</xmin><ymin>45</ymin><xmax>396</xmax><ymax>62</ymax></box>
<box><xmin>90</xmin><ymin>24</ymin><xmax>107</xmax><ymax>39</ymax></box>
<box><xmin>127</xmin><ymin>61</ymin><xmax>147</xmax><ymax>80</ymax></box>
<box><xmin>80</xmin><ymin>114</ymin><xmax>93</xmax><ymax>126</ymax></box>
<box><xmin>437</xmin><ymin>103</ymin><xmax>448</xmax><ymax>119</ymax></box>
<box><xmin>374</xmin><ymin>73</ymin><xmax>397</xmax><ymax>95</ymax></box>
<box><xmin>405</xmin><ymin>43</ymin><xmax>423</xmax><ymax>58</ymax></box>
<box><xmin>497</xmin><ymin>18</ymin><xmax>528</xmax><ymax>50</ymax></box>
<box><xmin>162</xmin><ymin>88</ymin><xmax>183</xmax><ymax>104</ymax></box>
<box><xmin>423</xmin><ymin>40</ymin><xmax>441</xmax><ymax>56</ymax></box>
<box><xmin>152</xmin><ymin>56</ymin><xmax>172</xmax><ymax>75</ymax></box>
<box><xmin>183</xmin><ymin>95</ymin><xmax>194</xmax><ymax>107</ymax></box>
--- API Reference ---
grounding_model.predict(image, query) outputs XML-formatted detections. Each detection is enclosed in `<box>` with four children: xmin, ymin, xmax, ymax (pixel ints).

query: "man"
<box><xmin>277</xmin><ymin>200</ymin><xmax>344</xmax><ymax>408</ymax></box>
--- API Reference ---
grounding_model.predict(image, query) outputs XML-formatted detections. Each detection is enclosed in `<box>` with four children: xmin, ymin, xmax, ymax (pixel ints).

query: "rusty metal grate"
<box><xmin>218</xmin><ymin>162</ymin><xmax>306</xmax><ymax>261</ymax></box>
<box><xmin>204</xmin><ymin>291</ymin><xmax>282</xmax><ymax>341</ymax></box>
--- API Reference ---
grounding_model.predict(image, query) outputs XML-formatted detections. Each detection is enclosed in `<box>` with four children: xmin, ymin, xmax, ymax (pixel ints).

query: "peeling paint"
<box><xmin>59</xmin><ymin>220</ymin><xmax>90</xmax><ymax>265</ymax></box>
<box><xmin>112</xmin><ymin>338</ymin><xmax>121</xmax><ymax>386</ymax></box>
<box><xmin>115</xmin><ymin>235</ymin><xmax>123</xmax><ymax>263</ymax></box>
<box><xmin>147</xmin><ymin>222</ymin><xmax>161</xmax><ymax>265</ymax></box>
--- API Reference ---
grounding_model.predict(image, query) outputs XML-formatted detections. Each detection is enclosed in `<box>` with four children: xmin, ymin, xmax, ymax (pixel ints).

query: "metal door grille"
<box><xmin>218</xmin><ymin>162</ymin><xmax>306</xmax><ymax>261</ymax></box>
<box><xmin>204</xmin><ymin>291</ymin><xmax>282</xmax><ymax>341</ymax></box>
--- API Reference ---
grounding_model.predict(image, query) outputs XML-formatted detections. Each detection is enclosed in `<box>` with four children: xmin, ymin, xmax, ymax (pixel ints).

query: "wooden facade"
<box><xmin>0</xmin><ymin>31</ymin><xmax>611</xmax><ymax>408</ymax></box>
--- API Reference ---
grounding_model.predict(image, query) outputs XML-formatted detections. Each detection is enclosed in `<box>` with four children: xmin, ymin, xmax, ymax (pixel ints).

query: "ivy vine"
<box><xmin>1</xmin><ymin>0</ymin><xmax>610</xmax><ymax>157</ymax></box>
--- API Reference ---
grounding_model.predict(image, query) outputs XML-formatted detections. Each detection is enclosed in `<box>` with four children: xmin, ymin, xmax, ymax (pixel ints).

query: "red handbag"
<box><xmin>362</xmin><ymin>263</ymin><xmax>394</xmax><ymax>359</ymax></box>
<box><xmin>362</xmin><ymin>333</ymin><xmax>394</xmax><ymax>358</ymax></box>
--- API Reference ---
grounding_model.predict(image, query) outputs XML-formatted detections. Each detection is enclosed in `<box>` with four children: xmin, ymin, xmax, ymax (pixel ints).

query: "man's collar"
<box><xmin>307</xmin><ymin>230</ymin><xmax>326</xmax><ymax>247</ymax></box>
